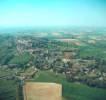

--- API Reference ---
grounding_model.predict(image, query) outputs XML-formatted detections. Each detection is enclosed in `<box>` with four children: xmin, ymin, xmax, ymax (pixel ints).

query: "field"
<box><xmin>0</xmin><ymin>79</ymin><xmax>17</xmax><ymax>100</ymax></box>
<box><xmin>30</xmin><ymin>70</ymin><xmax>106</xmax><ymax>100</ymax></box>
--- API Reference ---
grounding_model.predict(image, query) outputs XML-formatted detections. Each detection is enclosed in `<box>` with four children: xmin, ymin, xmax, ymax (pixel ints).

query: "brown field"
<box><xmin>23</xmin><ymin>82</ymin><xmax>62</xmax><ymax>100</ymax></box>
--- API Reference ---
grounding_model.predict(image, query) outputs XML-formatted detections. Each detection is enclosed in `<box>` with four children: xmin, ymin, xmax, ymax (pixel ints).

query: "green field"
<box><xmin>0</xmin><ymin>79</ymin><xmax>17</xmax><ymax>100</ymax></box>
<box><xmin>9</xmin><ymin>52</ymin><xmax>33</xmax><ymax>66</ymax></box>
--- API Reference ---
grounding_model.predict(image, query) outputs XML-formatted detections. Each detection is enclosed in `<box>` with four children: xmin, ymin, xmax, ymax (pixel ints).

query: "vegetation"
<box><xmin>9</xmin><ymin>52</ymin><xmax>33</xmax><ymax>67</ymax></box>
<box><xmin>0</xmin><ymin>79</ymin><xmax>16</xmax><ymax>100</ymax></box>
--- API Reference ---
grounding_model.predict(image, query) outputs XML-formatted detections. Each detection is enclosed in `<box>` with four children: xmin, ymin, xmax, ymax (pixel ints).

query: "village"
<box><xmin>0</xmin><ymin>34</ymin><xmax>106</xmax><ymax>89</ymax></box>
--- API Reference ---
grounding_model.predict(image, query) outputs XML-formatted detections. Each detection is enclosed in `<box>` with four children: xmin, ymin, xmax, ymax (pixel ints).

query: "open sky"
<box><xmin>0</xmin><ymin>0</ymin><xmax>106</xmax><ymax>27</ymax></box>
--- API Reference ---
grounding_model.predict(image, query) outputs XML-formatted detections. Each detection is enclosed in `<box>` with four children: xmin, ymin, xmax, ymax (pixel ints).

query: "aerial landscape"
<box><xmin>0</xmin><ymin>0</ymin><xmax>106</xmax><ymax>100</ymax></box>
